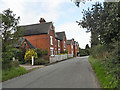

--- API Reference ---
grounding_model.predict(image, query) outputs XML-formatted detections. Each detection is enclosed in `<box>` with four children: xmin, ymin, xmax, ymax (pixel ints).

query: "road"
<box><xmin>3</xmin><ymin>56</ymin><xmax>100</xmax><ymax>88</ymax></box>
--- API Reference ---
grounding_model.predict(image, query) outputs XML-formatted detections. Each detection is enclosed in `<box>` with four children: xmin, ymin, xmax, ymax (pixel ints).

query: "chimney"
<box><xmin>72</xmin><ymin>38</ymin><xmax>74</xmax><ymax>41</ymax></box>
<box><xmin>39</xmin><ymin>18</ymin><xmax>46</xmax><ymax>23</ymax></box>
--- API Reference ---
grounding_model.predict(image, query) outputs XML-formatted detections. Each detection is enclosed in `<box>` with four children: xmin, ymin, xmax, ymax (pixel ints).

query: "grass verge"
<box><xmin>89</xmin><ymin>56</ymin><xmax>118</xmax><ymax>88</ymax></box>
<box><xmin>2</xmin><ymin>67</ymin><xmax>28</xmax><ymax>82</ymax></box>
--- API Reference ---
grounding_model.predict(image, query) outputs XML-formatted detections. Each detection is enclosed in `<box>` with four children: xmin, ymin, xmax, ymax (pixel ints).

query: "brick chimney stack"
<box><xmin>72</xmin><ymin>38</ymin><xmax>74</xmax><ymax>41</ymax></box>
<box><xmin>39</xmin><ymin>18</ymin><xmax>46</xmax><ymax>23</ymax></box>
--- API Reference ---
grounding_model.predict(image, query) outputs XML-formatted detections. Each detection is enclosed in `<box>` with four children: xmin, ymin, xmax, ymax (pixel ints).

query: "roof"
<box><xmin>14</xmin><ymin>37</ymin><xmax>35</xmax><ymax>49</ymax></box>
<box><xmin>55</xmin><ymin>31</ymin><xmax>66</xmax><ymax>40</ymax></box>
<box><xmin>67</xmin><ymin>40</ymin><xmax>73</xmax><ymax>45</ymax></box>
<box><xmin>20</xmin><ymin>22</ymin><xmax>53</xmax><ymax>36</ymax></box>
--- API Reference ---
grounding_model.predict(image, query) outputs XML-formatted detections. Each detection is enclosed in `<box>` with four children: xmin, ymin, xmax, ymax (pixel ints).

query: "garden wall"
<box><xmin>49</xmin><ymin>54</ymin><xmax>73</xmax><ymax>63</ymax></box>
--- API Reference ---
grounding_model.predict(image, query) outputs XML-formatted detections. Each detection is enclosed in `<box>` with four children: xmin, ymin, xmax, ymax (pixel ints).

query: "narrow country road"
<box><xmin>3</xmin><ymin>56</ymin><xmax>100</xmax><ymax>88</ymax></box>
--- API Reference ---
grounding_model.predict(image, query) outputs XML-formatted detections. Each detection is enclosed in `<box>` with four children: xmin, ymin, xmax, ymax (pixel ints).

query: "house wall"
<box><xmin>67</xmin><ymin>44</ymin><xmax>71</xmax><ymax>54</ymax></box>
<box><xmin>60</xmin><ymin>36</ymin><xmax>67</xmax><ymax>53</ymax></box>
<box><xmin>24</xmin><ymin>34</ymin><xmax>49</xmax><ymax>51</ymax></box>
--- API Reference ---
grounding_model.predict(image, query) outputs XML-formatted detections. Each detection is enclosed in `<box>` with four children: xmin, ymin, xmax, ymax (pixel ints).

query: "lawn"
<box><xmin>2</xmin><ymin>67</ymin><xmax>28</xmax><ymax>82</ymax></box>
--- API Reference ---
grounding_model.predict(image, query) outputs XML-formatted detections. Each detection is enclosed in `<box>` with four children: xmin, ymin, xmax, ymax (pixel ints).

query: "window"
<box><xmin>56</xmin><ymin>51</ymin><xmax>57</xmax><ymax>55</ymax></box>
<box><xmin>50</xmin><ymin>36</ymin><xmax>53</xmax><ymax>45</ymax></box>
<box><xmin>58</xmin><ymin>49</ymin><xmax>60</xmax><ymax>54</ymax></box>
<box><xmin>71</xmin><ymin>44</ymin><xmax>73</xmax><ymax>49</ymax></box>
<box><xmin>58</xmin><ymin>40</ymin><xmax>60</xmax><ymax>47</ymax></box>
<box><xmin>64</xmin><ymin>41</ymin><xmax>65</xmax><ymax>48</ymax></box>
<box><xmin>50</xmin><ymin>47</ymin><xmax>54</xmax><ymax>56</ymax></box>
<box><xmin>72</xmin><ymin>51</ymin><xmax>73</xmax><ymax>55</ymax></box>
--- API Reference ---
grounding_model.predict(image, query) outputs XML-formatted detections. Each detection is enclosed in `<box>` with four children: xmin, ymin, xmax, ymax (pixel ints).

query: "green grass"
<box><xmin>2</xmin><ymin>67</ymin><xmax>28</xmax><ymax>82</ymax></box>
<box><xmin>89</xmin><ymin>56</ymin><xmax>119</xmax><ymax>88</ymax></box>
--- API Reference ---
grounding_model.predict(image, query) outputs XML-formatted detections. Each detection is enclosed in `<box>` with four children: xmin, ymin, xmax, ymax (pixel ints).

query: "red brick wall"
<box><xmin>67</xmin><ymin>44</ymin><xmax>71</xmax><ymax>54</ymax></box>
<box><xmin>48</xmin><ymin>28</ymin><xmax>55</xmax><ymax>56</ymax></box>
<box><xmin>24</xmin><ymin>34</ymin><xmax>49</xmax><ymax>50</ymax></box>
<box><xmin>60</xmin><ymin>36</ymin><xmax>67</xmax><ymax>52</ymax></box>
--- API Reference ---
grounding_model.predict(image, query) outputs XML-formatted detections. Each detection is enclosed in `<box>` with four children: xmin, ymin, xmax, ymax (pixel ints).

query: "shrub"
<box><xmin>24</xmin><ymin>49</ymin><xmax>38</xmax><ymax>63</ymax></box>
<box><xmin>35</xmin><ymin>48</ymin><xmax>43</xmax><ymax>58</ymax></box>
<box><xmin>79</xmin><ymin>49</ymin><xmax>88</xmax><ymax>56</ymax></box>
<box><xmin>12</xmin><ymin>60</ymin><xmax>19</xmax><ymax>67</ymax></box>
<box><xmin>34</xmin><ymin>58</ymin><xmax>49</xmax><ymax>65</ymax></box>
<box><xmin>90</xmin><ymin>44</ymin><xmax>109</xmax><ymax>59</ymax></box>
<box><xmin>43</xmin><ymin>49</ymin><xmax>48</xmax><ymax>55</ymax></box>
<box><xmin>2</xmin><ymin>60</ymin><xmax>13</xmax><ymax>70</ymax></box>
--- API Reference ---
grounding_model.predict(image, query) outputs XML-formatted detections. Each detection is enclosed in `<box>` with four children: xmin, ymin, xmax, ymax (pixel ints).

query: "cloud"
<box><xmin>0</xmin><ymin>0</ymin><xmax>91</xmax><ymax>48</ymax></box>
<box><xmin>0</xmin><ymin>0</ymin><xmax>68</xmax><ymax>25</ymax></box>
<box><xmin>55</xmin><ymin>22</ymin><xmax>91</xmax><ymax>49</ymax></box>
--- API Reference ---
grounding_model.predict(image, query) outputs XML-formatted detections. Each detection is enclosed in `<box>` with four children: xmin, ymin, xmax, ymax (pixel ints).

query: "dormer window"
<box><xmin>50</xmin><ymin>36</ymin><xmax>53</xmax><ymax>45</ymax></box>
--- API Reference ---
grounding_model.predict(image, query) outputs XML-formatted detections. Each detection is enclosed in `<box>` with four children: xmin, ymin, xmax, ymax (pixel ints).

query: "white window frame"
<box><xmin>58</xmin><ymin>49</ymin><xmax>60</xmax><ymax>54</ymax></box>
<box><xmin>71</xmin><ymin>44</ymin><xmax>73</xmax><ymax>49</ymax></box>
<box><xmin>58</xmin><ymin>40</ymin><xmax>60</xmax><ymax>47</ymax></box>
<box><xmin>50</xmin><ymin>47</ymin><xmax>54</xmax><ymax>56</ymax></box>
<box><xmin>50</xmin><ymin>36</ymin><xmax>53</xmax><ymax>45</ymax></box>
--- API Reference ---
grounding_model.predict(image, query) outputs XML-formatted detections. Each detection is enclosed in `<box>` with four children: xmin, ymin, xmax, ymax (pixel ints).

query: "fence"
<box><xmin>49</xmin><ymin>54</ymin><xmax>73</xmax><ymax>63</ymax></box>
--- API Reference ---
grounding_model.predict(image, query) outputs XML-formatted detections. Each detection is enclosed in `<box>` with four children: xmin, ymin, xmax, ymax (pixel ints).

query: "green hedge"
<box><xmin>89</xmin><ymin>56</ymin><xmax>119</xmax><ymax>88</ymax></box>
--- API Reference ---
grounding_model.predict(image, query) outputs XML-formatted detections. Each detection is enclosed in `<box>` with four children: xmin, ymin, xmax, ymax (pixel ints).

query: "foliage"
<box><xmin>2</xmin><ymin>45</ymin><xmax>21</xmax><ymax>69</ymax></box>
<box><xmin>24</xmin><ymin>49</ymin><xmax>38</xmax><ymax>62</ymax></box>
<box><xmin>35</xmin><ymin>48</ymin><xmax>43</xmax><ymax>58</ymax></box>
<box><xmin>43</xmin><ymin>49</ymin><xmax>48</xmax><ymax>55</ymax></box>
<box><xmin>60</xmin><ymin>49</ymin><xmax>68</xmax><ymax>54</ymax></box>
<box><xmin>34</xmin><ymin>58</ymin><xmax>49</xmax><ymax>65</ymax></box>
<box><xmin>85</xmin><ymin>44</ymin><xmax>90</xmax><ymax>55</ymax></box>
<box><xmin>79</xmin><ymin>48</ymin><xmax>88</xmax><ymax>56</ymax></box>
<box><xmin>2</xmin><ymin>67</ymin><xmax>28</xmax><ymax>81</ymax></box>
<box><xmin>89</xmin><ymin>56</ymin><xmax>119</xmax><ymax>88</ymax></box>
<box><xmin>77</xmin><ymin>2</ymin><xmax>120</xmax><ymax>46</ymax></box>
<box><xmin>90</xmin><ymin>44</ymin><xmax>110</xmax><ymax>59</ymax></box>
<box><xmin>76</xmin><ymin>2</ymin><xmax>120</xmax><ymax>88</ymax></box>
<box><xmin>12</xmin><ymin>60</ymin><xmax>19</xmax><ymax>67</ymax></box>
<box><xmin>0</xmin><ymin>8</ymin><xmax>21</xmax><ymax>52</ymax></box>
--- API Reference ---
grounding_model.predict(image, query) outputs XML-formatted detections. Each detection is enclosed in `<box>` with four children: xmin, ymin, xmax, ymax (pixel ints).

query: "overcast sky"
<box><xmin>0</xmin><ymin>0</ymin><xmax>102</xmax><ymax>49</ymax></box>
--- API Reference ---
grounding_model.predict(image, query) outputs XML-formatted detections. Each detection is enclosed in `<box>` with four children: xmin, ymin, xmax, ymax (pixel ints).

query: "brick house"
<box><xmin>56</xmin><ymin>31</ymin><xmax>67</xmax><ymax>53</ymax></box>
<box><xmin>20</xmin><ymin>20</ymin><xmax>56</xmax><ymax>57</ymax></box>
<box><xmin>66</xmin><ymin>39</ymin><xmax>74</xmax><ymax>55</ymax></box>
<box><xmin>73</xmin><ymin>41</ymin><xmax>79</xmax><ymax>56</ymax></box>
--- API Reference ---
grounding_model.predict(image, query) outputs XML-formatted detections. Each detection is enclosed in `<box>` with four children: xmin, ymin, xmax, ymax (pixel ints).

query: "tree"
<box><xmin>0</xmin><ymin>8</ymin><xmax>21</xmax><ymax>52</ymax></box>
<box><xmin>85</xmin><ymin>44</ymin><xmax>90</xmax><ymax>49</ymax></box>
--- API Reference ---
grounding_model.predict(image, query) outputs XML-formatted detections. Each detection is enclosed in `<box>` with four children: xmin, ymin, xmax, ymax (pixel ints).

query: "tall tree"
<box><xmin>0</xmin><ymin>9</ymin><xmax>21</xmax><ymax>52</ymax></box>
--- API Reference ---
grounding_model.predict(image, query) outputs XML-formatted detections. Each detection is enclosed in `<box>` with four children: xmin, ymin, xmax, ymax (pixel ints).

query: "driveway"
<box><xmin>2</xmin><ymin>56</ymin><xmax>100</xmax><ymax>88</ymax></box>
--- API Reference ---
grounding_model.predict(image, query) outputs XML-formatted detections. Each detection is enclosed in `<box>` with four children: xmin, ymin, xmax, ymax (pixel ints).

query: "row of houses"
<box><xmin>16</xmin><ymin>18</ymin><xmax>79</xmax><ymax>59</ymax></box>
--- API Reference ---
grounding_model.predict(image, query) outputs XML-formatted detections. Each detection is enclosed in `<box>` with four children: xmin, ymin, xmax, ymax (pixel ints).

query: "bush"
<box><xmin>90</xmin><ymin>44</ymin><xmax>109</xmax><ymax>59</ymax></box>
<box><xmin>2</xmin><ymin>60</ymin><xmax>13</xmax><ymax>70</ymax></box>
<box><xmin>24</xmin><ymin>49</ymin><xmax>38</xmax><ymax>63</ymax></box>
<box><xmin>34</xmin><ymin>58</ymin><xmax>49</xmax><ymax>65</ymax></box>
<box><xmin>35</xmin><ymin>48</ymin><xmax>43</xmax><ymax>58</ymax></box>
<box><xmin>12</xmin><ymin>60</ymin><xmax>19</xmax><ymax>67</ymax></box>
<box><xmin>79</xmin><ymin>49</ymin><xmax>88</xmax><ymax>56</ymax></box>
<box><xmin>43</xmin><ymin>49</ymin><xmax>48</xmax><ymax>55</ymax></box>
